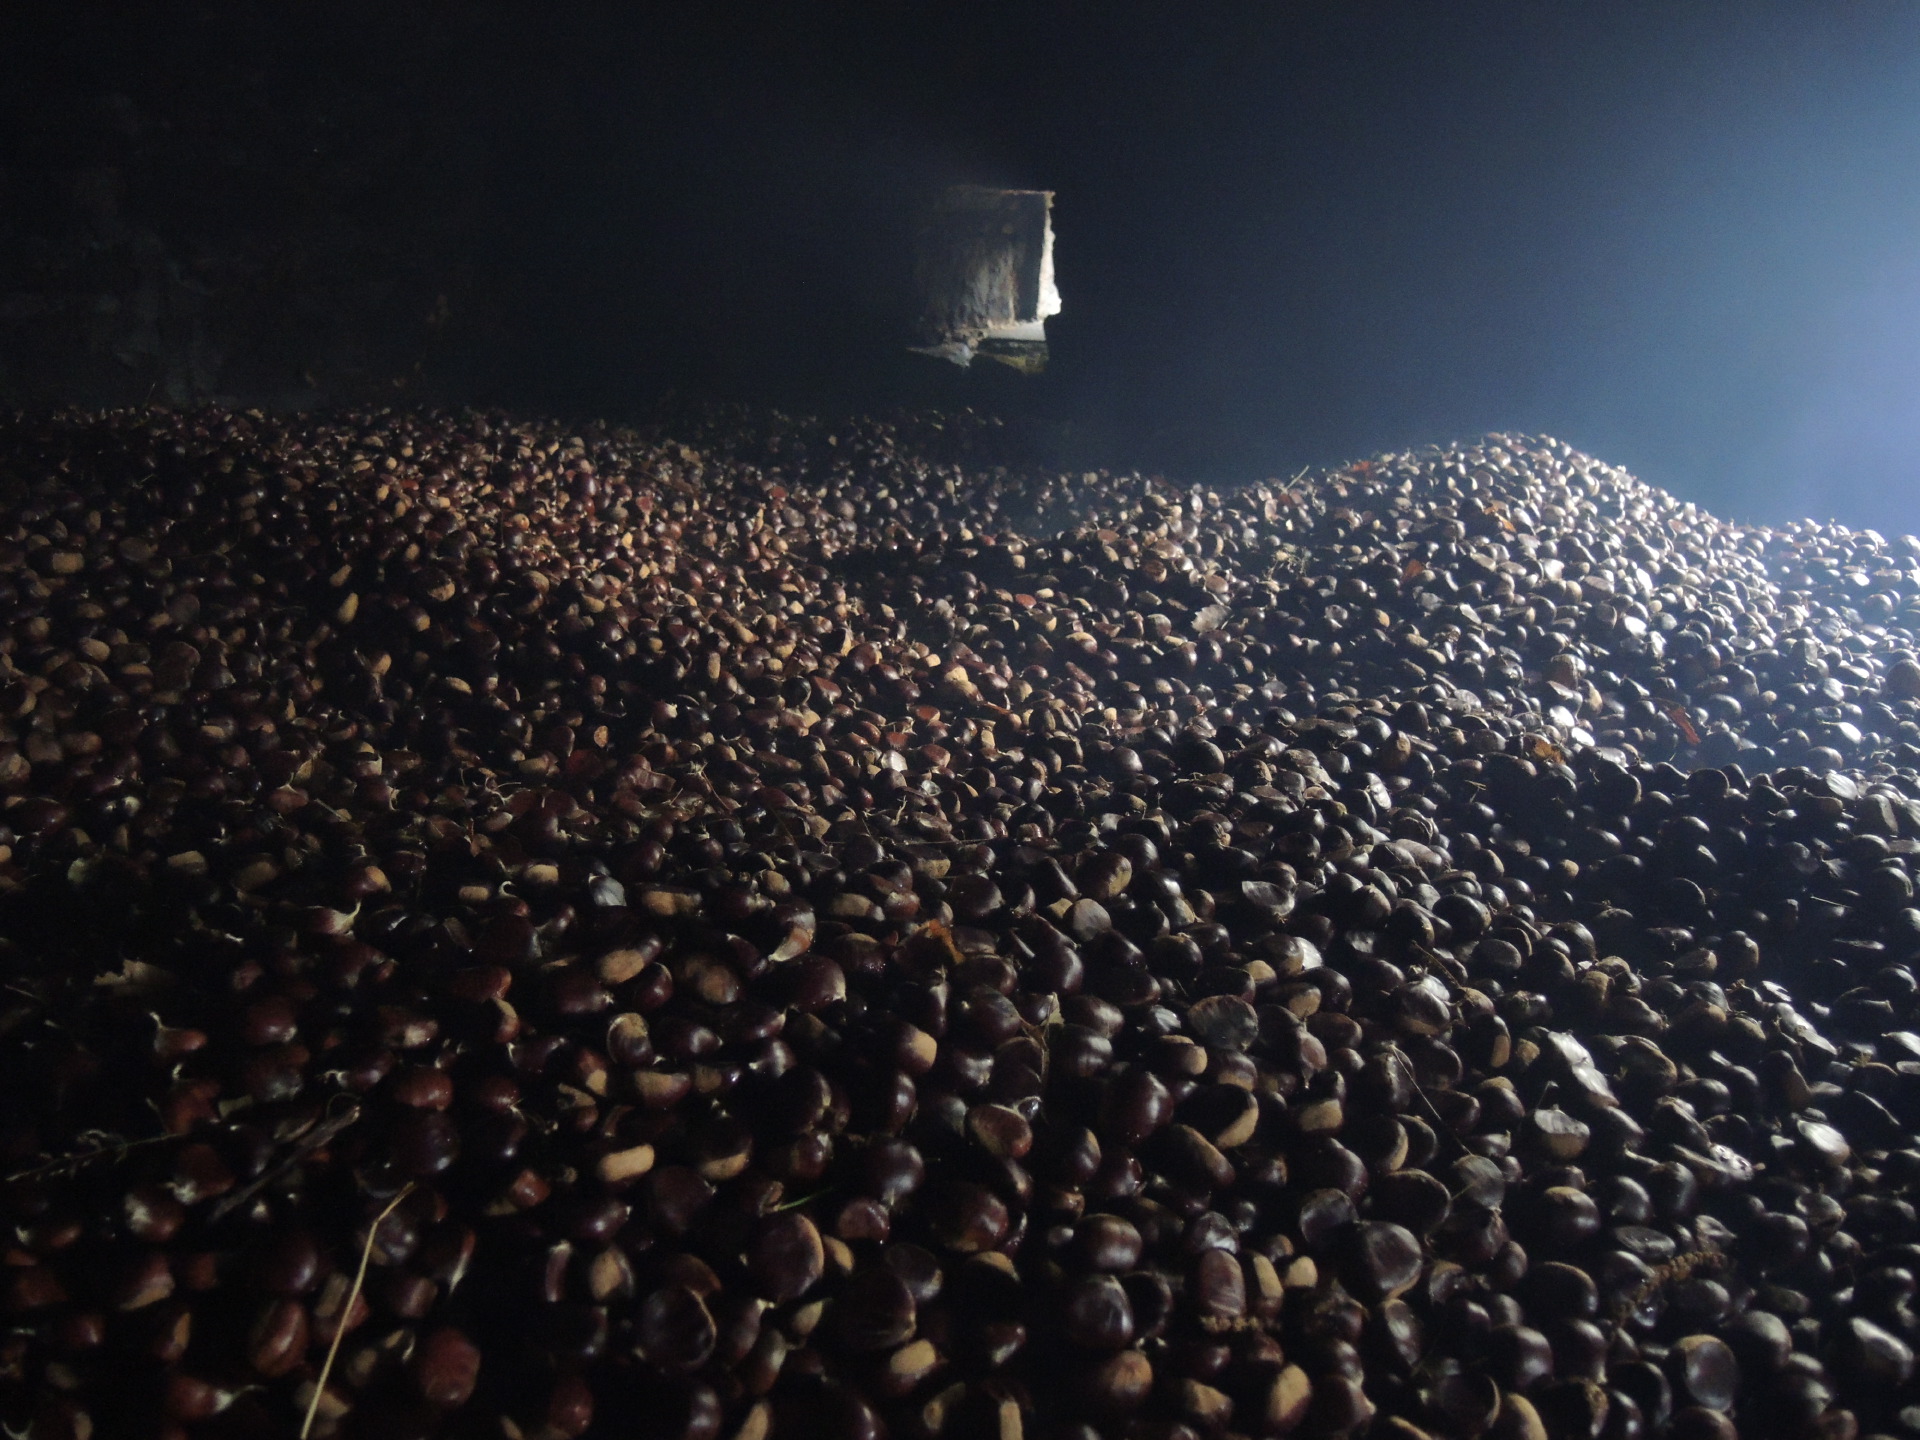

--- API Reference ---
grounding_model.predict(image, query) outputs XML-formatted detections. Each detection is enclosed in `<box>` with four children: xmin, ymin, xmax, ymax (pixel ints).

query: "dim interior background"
<box><xmin>5</xmin><ymin>1</ymin><xmax>1920</xmax><ymax>535</ymax></box>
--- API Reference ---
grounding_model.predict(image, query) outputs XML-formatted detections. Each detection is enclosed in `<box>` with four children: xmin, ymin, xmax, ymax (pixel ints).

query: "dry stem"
<box><xmin>300</xmin><ymin>1181</ymin><xmax>414</xmax><ymax>1440</ymax></box>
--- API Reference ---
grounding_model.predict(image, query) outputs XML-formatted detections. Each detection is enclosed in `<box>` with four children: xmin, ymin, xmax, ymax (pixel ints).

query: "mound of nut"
<box><xmin>2</xmin><ymin>409</ymin><xmax>1920</xmax><ymax>1440</ymax></box>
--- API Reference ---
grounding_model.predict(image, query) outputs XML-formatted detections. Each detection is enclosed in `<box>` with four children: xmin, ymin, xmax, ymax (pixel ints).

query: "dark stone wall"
<box><xmin>0</xmin><ymin>5</ymin><xmax>521</xmax><ymax>410</ymax></box>
<box><xmin>0</xmin><ymin>4</ymin><xmax>944</xmax><ymax>418</ymax></box>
